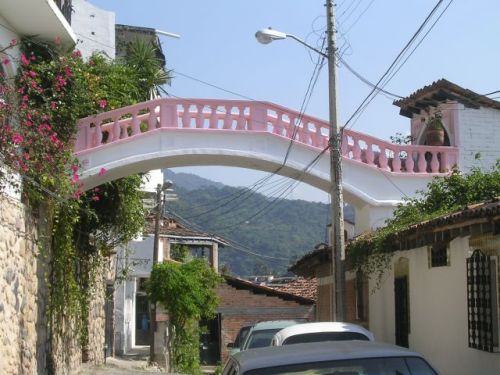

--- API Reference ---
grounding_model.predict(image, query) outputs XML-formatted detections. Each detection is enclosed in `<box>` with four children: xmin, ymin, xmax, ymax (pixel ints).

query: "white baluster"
<box><xmin>378</xmin><ymin>147</ymin><xmax>388</xmax><ymax>170</ymax></box>
<box><xmin>430</xmin><ymin>151</ymin><xmax>439</xmax><ymax>173</ymax></box>
<box><xmin>182</xmin><ymin>104</ymin><xmax>190</xmax><ymax>128</ymax></box>
<box><xmin>417</xmin><ymin>151</ymin><xmax>427</xmax><ymax>172</ymax></box>
<box><xmin>148</xmin><ymin>108</ymin><xmax>156</xmax><ymax>130</ymax></box>
<box><xmin>365</xmin><ymin>143</ymin><xmax>374</xmax><ymax>165</ymax></box>
<box><xmin>209</xmin><ymin>106</ymin><xmax>218</xmax><ymax>129</ymax></box>
<box><xmin>223</xmin><ymin>105</ymin><xmax>232</xmax><ymax>129</ymax></box>
<box><xmin>405</xmin><ymin>151</ymin><xmax>414</xmax><ymax>172</ymax></box>
<box><xmin>131</xmin><ymin>112</ymin><xmax>140</xmax><ymax>135</ymax></box>
<box><xmin>237</xmin><ymin>106</ymin><xmax>246</xmax><ymax>130</ymax></box>
<box><xmin>95</xmin><ymin>121</ymin><xmax>103</xmax><ymax>146</ymax></box>
<box><xmin>352</xmin><ymin>139</ymin><xmax>361</xmax><ymax>161</ymax></box>
<box><xmin>392</xmin><ymin>148</ymin><xmax>401</xmax><ymax>172</ymax></box>
<box><xmin>341</xmin><ymin>132</ymin><xmax>348</xmax><ymax>156</ymax></box>
<box><xmin>274</xmin><ymin>111</ymin><xmax>284</xmax><ymax>135</ymax></box>
<box><xmin>196</xmin><ymin>104</ymin><xmax>204</xmax><ymax>128</ymax></box>
<box><xmin>113</xmin><ymin>118</ymin><xmax>120</xmax><ymax>141</ymax></box>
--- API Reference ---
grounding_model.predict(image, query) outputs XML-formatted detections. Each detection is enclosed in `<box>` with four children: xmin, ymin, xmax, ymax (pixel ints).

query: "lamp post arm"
<box><xmin>286</xmin><ymin>34</ymin><xmax>328</xmax><ymax>59</ymax></box>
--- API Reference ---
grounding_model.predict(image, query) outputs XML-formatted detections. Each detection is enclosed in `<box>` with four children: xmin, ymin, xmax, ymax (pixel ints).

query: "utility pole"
<box><xmin>326</xmin><ymin>0</ymin><xmax>346</xmax><ymax>321</ymax></box>
<box><xmin>149</xmin><ymin>183</ymin><xmax>163</xmax><ymax>363</ymax></box>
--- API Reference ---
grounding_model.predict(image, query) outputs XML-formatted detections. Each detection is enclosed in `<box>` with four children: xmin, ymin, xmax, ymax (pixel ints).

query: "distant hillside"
<box><xmin>166</xmin><ymin>171</ymin><xmax>354</xmax><ymax>277</ymax></box>
<box><xmin>163</xmin><ymin>169</ymin><xmax>225</xmax><ymax>191</ymax></box>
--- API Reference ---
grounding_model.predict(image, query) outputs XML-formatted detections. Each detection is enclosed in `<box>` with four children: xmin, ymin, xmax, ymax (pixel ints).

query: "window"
<box><xmin>428</xmin><ymin>242</ymin><xmax>449</xmax><ymax>268</ymax></box>
<box><xmin>282</xmin><ymin>331</ymin><xmax>370</xmax><ymax>345</ymax></box>
<box><xmin>467</xmin><ymin>249</ymin><xmax>499</xmax><ymax>352</ymax></box>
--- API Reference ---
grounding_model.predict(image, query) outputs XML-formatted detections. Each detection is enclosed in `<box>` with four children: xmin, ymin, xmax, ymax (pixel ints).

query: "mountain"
<box><xmin>165</xmin><ymin>171</ymin><xmax>354</xmax><ymax>277</ymax></box>
<box><xmin>163</xmin><ymin>169</ymin><xmax>225</xmax><ymax>191</ymax></box>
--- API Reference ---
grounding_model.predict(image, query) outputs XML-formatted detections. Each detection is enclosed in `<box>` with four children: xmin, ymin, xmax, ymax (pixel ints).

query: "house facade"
<box><xmin>368</xmin><ymin>199</ymin><xmax>500</xmax><ymax>375</ymax></box>
<box><xmin>113</xmin><ymin>211</ymin><xmax>225</xmax><ymax>356</ymax></box>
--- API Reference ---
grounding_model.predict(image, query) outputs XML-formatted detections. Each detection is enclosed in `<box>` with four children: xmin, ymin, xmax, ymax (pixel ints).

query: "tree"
<box><xmin>148</xmin><ymin>259</ymin><xmax>221</xmax><ymax>374</ymax></box>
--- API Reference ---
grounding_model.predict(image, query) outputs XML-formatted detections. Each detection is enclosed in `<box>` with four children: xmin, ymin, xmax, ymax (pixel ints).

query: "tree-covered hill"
<box><xmin>166</xmin><ymin>171</ymin><xmax>351</xmax><ymax>276</ymax></box>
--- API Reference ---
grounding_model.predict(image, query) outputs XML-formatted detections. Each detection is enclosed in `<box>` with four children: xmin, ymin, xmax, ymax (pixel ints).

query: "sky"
<box><xmin>90</xmin><ymin>0</ymin><xmax>500</xmax><ymax>202</ymax></box>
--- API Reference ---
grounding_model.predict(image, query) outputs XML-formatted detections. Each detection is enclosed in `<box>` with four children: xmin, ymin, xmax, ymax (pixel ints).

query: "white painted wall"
<box><xmin>458</xmin><ymin>106</ymin><xmax>500</xmax><ymax>172</ymax></box>
<box><xmin>71</xmin><ymin>0</ymin><xmax>115</xmax><ymax>59</ymax></box>
<box><xmin>369</xmin><ymin>237</ymin><xmax>500</xmax><ymax>375</ymax></box>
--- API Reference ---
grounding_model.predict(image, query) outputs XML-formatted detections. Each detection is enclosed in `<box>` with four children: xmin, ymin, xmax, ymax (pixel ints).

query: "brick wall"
<box><xmin>217</xmin><ymin>283</ymin><xmax>314</xmax><ymax>363</ymax></box>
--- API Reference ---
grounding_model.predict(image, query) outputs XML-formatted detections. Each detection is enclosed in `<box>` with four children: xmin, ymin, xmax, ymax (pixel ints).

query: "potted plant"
<box><xmin>425</xmin><ymin>112</ymin><xmax>445</xmax><ymax>146</ymax></box>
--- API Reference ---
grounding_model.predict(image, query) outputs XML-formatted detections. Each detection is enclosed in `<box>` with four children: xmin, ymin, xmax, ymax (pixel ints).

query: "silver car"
<box><xmin>222</xmin><ymin>341</ymin><xmax>440</xmax><ymax>375</ymax></box>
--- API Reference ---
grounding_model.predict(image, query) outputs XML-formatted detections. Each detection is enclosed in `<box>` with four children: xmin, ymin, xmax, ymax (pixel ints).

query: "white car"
<box><xmin>271</xmin><ymin>322</ymin><xmax>375</xmax><ymax>346</ymax></box>
<box><xmin>222</xmin><ymin>341</ymin><xmax>440</xmax><ymax>375</ymax></box>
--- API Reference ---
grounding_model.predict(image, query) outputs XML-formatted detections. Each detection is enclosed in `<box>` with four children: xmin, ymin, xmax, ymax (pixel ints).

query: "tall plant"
<box><xmin>149</xmin><ymin>259</ymin><xmax>221</xmax><ymax>374</ymax></box>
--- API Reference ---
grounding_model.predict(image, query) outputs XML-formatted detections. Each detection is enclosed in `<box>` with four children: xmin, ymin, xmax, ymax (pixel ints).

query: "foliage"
<box><xmin>425</xmin><ymin>112</ymin><xmax>444</xmax><ymax>130</ymax></box>
<box><xmin>149</xmin><ymin>259</ymin><xmax>222</xmax><ymax>374</ymax></box>
<box><xmin>170</xmin><ymin>243</ymin><xmax>190</xmax><ymax>262</ymax></box>
<box><xmin>169</xmin><ymin>180</ymin><xmax>336</xmax><ymax>276</ymax></box>
<box><xmin>0</xmin><ymin>37</ymin><xmax>167</xmax><ymax>361</ymax></box>
<box><xmin>390</xmin><ymin>132</ymin><xmax>414</xmax><ymax>145</ymax></box>
<box><xmin>347</xmin><ymin>164</ymin><xmax>500</xmax><ymax>284</ymax></box>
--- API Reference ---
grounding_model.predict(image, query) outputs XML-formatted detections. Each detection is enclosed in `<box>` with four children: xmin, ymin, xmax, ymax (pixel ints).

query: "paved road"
<box><xmin>77</xmin><ymin>356</ymin><xmax>165</xmax><ymax>374</ymax></box>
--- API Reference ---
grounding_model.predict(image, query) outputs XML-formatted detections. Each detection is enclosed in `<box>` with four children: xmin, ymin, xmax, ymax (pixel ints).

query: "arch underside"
<box><xmin>76</xmin><ymin>129</ymin><xmax>433</xmax><ymax>209</ymax></box>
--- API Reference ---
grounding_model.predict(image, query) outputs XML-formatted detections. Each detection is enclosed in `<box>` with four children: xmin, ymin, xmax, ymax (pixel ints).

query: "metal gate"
<box><xmin>467</xmin><ymin>249</ymin><xmax>496</xmax><ymax>352</ymax></box>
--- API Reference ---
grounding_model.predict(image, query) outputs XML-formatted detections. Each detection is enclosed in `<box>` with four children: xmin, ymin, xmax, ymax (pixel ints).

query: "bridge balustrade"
<box><xmin>75</xmin><ymin>98</ymin><xmax>458</xmax><ymax>175</ymax></box>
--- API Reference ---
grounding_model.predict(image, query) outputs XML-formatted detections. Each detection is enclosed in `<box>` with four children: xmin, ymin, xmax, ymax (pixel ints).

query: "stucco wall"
<box><xmin>458</xmin><ymin>106</ymin><xmax>500</xmax><ymax>172</ymax></box>
<box><xmin>71</xmin><ymin>0</ymin><xmax>115</xmax><ymax>59</ymax></box>
<box><xmin>369</xmin><ymin>236</ymin><xmax>500</xmax><ymax>375</ymax></box>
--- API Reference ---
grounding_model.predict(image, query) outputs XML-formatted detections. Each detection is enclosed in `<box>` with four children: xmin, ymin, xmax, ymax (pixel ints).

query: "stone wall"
<box><xmin>0</xmin><ymin>194</ymin><xmax>44</xmax><ymax>374</ymax></box>
<box><xmin>0</xmin><ymin>193</ymin><xmax>107</xmax><ymax>374</ymax></box>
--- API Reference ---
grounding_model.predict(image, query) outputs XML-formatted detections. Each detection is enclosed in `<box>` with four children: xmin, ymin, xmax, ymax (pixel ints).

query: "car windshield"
<box><xmin>282</xmin><ymin>332</ymin><xmax>370</xmax><ymax>345</ymax></box>
<box><xmin>245</xmin><ymin>329</ymin><xmax>282</xmax><ymax>349</ymax></box>
<box><xmin>235</xmin><ymin>326</ymin><xmax>251</xmax><ymax>348</ymax></box>
<box><xmin>243</xmin><ymin>357</ymin><xmax>438</xmax><ymax>375</ymax></box>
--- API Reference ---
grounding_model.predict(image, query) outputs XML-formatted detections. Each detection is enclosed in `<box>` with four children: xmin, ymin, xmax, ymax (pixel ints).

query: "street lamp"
<box><xmin>255</xmin><ymin>0</ymin><xmax>346</xmax><ymax>322</ymax></box>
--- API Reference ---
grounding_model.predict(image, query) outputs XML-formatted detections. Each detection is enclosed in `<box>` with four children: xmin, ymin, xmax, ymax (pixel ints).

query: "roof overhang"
<box><xmin>0</xmin><ymin>0</ymin><xmax>76</xmax><ymax>48</ymax></box>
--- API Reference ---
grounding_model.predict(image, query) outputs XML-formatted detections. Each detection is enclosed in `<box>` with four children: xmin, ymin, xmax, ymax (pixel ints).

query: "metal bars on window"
<box><xmin>467</xmin><ymin>249</ymin><xmax>496</xmax><ymax>352</ymax></box>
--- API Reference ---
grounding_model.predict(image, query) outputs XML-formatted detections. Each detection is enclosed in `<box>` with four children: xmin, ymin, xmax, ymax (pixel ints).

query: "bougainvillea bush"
<box><xmin>0</xmin><ymin>37</ymin><xmax>168</xmax><ymax>367</ymax></box>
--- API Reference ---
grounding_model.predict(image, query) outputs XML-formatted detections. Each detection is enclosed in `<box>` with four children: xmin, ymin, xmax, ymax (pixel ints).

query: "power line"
<box><xmin>342</xmin><ymin>0</ymin><xmax>447</xmax><ymax>130</ymax></box>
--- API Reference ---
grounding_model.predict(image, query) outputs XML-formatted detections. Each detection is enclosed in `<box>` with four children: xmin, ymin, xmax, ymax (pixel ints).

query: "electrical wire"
<box><xmin>342</xmin><ymin>0</ymin><xmax>447</xmax><ymax>130</ymax></box>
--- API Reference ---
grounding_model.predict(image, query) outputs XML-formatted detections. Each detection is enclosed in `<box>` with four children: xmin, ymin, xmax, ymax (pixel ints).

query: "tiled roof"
<box><xmin>393</xmin><ymin>79</ymin><xmax>500</xmax><ymax>118</ymax></box>
<box><xmin>288</xmin><ymin>243</ymin><xmax>331</xmax><ymax>278</ymax></box>
<box><xmin>143</xmin><ymin>216</ymin><xmax>228</xmax><ymax>245</ymax></box>
<box><xmin>268</xmin><ymin>278</ymin><xmax>318</xmax><ymax>302</ymax></box>
<box><xmin>223</xmin><ymin>275</ymin><xmax>315</xmax><ymax>305</ymax></box>
<box><xmin>360</xmin><ymin>198</ymin><xmax>500</xmax><ymax>252</ymax></box>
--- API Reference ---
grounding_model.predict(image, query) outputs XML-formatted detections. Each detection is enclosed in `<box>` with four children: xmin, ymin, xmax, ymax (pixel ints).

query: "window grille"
<box><xmin>428</xmin><ymin>242</ymin><xmax>449</xmax><ymax>268</ymax></box>
<box><xmin>467</xmin><ymin>249</ymin><xmax>499</xmax><ymax>352</ymax></box>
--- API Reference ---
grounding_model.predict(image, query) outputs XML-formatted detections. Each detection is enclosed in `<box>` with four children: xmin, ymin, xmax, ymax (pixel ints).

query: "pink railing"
<box><xmin>75</xmin><ymin>98</ymin><xmax>458</xmax><ymax>175</ymax></box>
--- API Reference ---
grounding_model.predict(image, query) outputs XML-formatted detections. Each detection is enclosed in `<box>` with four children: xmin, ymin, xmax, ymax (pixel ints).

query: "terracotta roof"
<box><xmin>268</xmin><ymin>278</ymin><xmax>318</xmax><ymax>302</ymax></box>
<box><xmin>143</xmin><ymin>216</ymin><xmax>228</xmax><ymax>246</ymax></box>
<box><xmin>394</xmin><ymin>198</ymin><xmax>500</xmax><ymax>250</ymax></box>
<box><xmin>223</xmin><ymin>275</ymin><xmax>315</xmax><ymax>305</ymax></box>
<box><xmin>288</xmin><ymin>243</ymin><xmax>331</xmax><ymax>278</ymax></box>
<box><xmin>393</xmin><ymin>79</ymin><xmax>500</xmax><ymax>118</ymax></box>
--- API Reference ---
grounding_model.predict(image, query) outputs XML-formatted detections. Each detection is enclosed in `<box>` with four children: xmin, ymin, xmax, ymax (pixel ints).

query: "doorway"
<box><xmin>199</xmin><ymin>314</ymin><xmax>221</xmax><ymax>365</ymax></box>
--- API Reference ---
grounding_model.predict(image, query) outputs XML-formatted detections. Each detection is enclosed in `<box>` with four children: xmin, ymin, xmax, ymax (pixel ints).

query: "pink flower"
<box><xmin>72</xmin><ymin>190</ymin><xmax>82</xmax><ymax>200</ymax></box>
<box><xmin>10</xmin><ymin>39</ymin><xmax>17</xmax><ymax>47</ymax></box>
<box><xmin>92</xmin><ymin>196</ymin><xmax>100</xmax><ymax>201</ymax></box>
<box><xmin>98</xmin><ymin>167</ymin><xmax>107</xmax><ymax>176</ymax></box>
<box><xmin>12</xmin><ymin>133</ymin><xmax>23</xmax><ymax>144</ymax></box>
<box><xmin>50</xmin><ymin>101</ymin><xmax>57</xmax><ymax>110</ymax></box>
<box><xmin>99</xmin><ymin>99</ymin><xmax>107</xmax><ymax>109</ymax></box>
<box><xmin>71</xmin><ymin>173</ymin><xmax>79</xmax><ymax>183</ymax></box>
<box><xmin>64</xmin><ymin>66</ymin><xmax>72</xmax><ymax>78</ymax></box>
<box><xmin>2</xmin><ymin>58</ymin><xmax>9</xmax><ymax>65</ymax></box>
<box><xmin>28</xmin><ymin>71</ymin><xmax>37</xmax><ymax>78</ymax></box>
<box><xmin>93</xmin><ymin>187</ymin><xmax>100</xmax><ymax>192</ymax></box>
<box><xmin>71</xmin><ymin>50</ymin><xmax>82</xmax><ymax>58</ymax></box>
<box><xmin>20</xmin><ymin>53</ymin><xmax>29</xmax><ymax>66</ymax></box>
<box><xmin>71</xmin><ymin>164</ymin><xmax>79</xmax><ymax>173</ymax></box>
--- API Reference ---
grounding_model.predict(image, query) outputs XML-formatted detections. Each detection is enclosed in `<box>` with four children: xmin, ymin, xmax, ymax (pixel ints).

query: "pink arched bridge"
<box><xmin>75</xmin><ymin>98</ymin><xmax>458</xmax><ymax>212</ymax></box>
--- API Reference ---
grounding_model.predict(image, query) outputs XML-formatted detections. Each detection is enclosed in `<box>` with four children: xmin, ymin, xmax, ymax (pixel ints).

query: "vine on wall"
<box><xmin>0</xmin><ymin>37</ymin><xmax>168</xmax><ymax>370</ymax></box>
<box><xmin>347</xmin><ymin>164</ymin><xmax>500</xmax><ymax>285</ymax></box>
